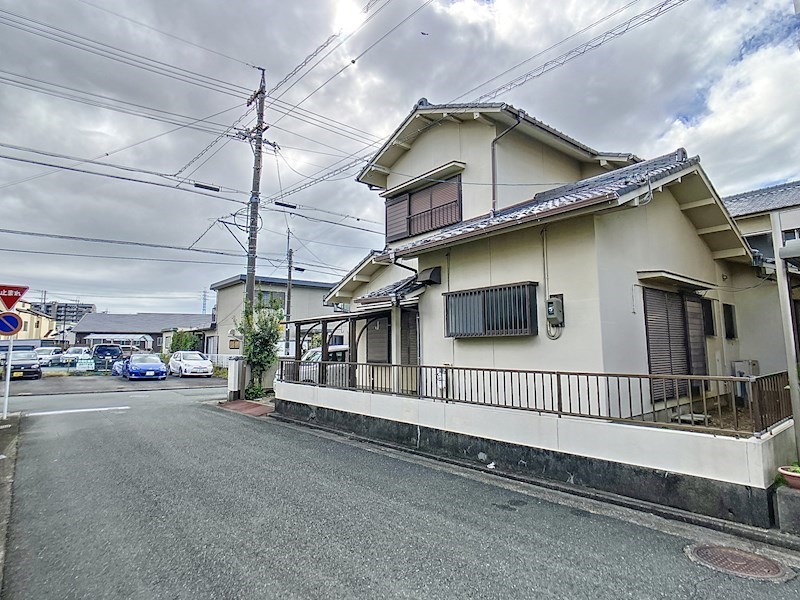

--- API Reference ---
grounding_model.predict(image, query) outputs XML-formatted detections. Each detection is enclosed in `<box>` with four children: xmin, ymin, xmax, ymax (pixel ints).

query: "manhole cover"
<box><xmin>685</xmin><ymin>544</ymin><xmax>794</xmax><ymax>582</ymax></box>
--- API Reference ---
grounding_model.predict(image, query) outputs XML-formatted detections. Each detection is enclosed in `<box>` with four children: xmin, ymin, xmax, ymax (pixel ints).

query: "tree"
<box><xmin>237</xmin><ymin>295</ymin><xmax>284</xmax><ymax>398</ymax></box>
<box><xmin>170</xmin><ymin>330</ymin><xmax>201</xmax><ymax>353</ymax></box>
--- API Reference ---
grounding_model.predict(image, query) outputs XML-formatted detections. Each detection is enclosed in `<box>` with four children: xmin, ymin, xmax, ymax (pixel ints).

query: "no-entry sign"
<box><xmin>0</xmin><ymin>285</ymin><xmax>28</xmax><ymax>311</ymax></box>
<box><xmin>0</xmin><ymin>312</ymin><xmax>23</xmax><ymax>336</ymax></box>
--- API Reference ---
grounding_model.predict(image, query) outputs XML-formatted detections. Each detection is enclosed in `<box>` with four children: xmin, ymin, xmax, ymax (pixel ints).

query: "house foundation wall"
<box><xmin>274</xmin><ymin>382</ymin><xmax>798</xmax><ymax>527</ymax></box>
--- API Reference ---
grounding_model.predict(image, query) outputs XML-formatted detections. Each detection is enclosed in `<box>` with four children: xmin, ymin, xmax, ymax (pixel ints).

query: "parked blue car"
<box><xmin>121</xmin><ymin>354</ymin><xmax>167</xmax><ymax>380</ymax></box>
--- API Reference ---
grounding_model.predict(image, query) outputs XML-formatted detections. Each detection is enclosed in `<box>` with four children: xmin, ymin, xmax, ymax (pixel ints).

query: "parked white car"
<box><xmin>61</xmin><ymin>346</ymin><xmax>92</xmax><ymax>366</ymax></box>
<box><xmin>34</xmin><ymin>346</ymin><xmax>64</xmax><ymax>366</ymax></box>
<box><xmin>169</xmin><ymin>351</ymin><xmax>214</xmax><ymax>377</ymax></box>
<box><xmin>294</xmin><ymin>345</ymin><xmax>350</xmax><ymax>385</ymax></box>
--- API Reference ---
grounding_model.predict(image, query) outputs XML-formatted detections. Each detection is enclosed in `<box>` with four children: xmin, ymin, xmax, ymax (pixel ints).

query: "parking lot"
<box><xmin>5</xmin><ymin>372</ymin><xmax>226</xmax><ymax>397</ymax></box>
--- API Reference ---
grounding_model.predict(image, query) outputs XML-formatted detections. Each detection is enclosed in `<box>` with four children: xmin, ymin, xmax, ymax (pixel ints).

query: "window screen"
<box><xmin>445</xmin><ymin>283</ymin><xmax>537</xmax><ymax>338</ymax></box>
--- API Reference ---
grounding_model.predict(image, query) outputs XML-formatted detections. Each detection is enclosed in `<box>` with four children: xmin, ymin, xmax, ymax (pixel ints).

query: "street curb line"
<box><xmin>0</xmin><ymin>413</ymin><xmax>21</xmax><ymax>595</ymax></box>
<box><xmin>10</xmin><ymin>384</ymin><xmax>226</xmax><ymax>398</ymax></box>
<box><xmin>268</xmin><ymin>412</ymin><xmax>800</xmax><ymax>553</ymax></box>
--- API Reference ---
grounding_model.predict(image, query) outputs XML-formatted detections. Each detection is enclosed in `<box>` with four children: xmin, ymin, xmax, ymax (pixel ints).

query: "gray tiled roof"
<box><xmin>72</xmin><ymin>313</ymin><xmax>212</xmax><ymax>334</ymax></box>
<box><xmin>356</xmin><ymin>275</ymin><xmax>423</xmax><ymax>303</ymax></box>
<box><xmin>722</xmin><ymin>180</ymin><xmax>800</xmax><ymax>217</ymax></box>
<box><xmin>385</xmin><ymin>148</ymin><xmax>697</xmax><ymax>257</ymax></box>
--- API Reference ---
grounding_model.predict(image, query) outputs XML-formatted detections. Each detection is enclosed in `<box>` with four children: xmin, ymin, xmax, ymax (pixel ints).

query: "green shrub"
<box><xmin>237</xmin><ymin>297</ymin><xmax>284</xmax><ymax>387</ymax></box>
<box><xmin>245</xmin><ymin>384</ymin><xmax>266</xmax><ymax>400</ymax></box>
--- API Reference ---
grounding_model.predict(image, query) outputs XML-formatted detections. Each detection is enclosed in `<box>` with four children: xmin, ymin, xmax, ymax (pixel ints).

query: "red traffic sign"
<box><xmin>0</xmin><ymin>285</ymin><xmax>28</xmax><ymax>311</ymax></box>
<box><xmin>0</xmin><ymin>312</ymin><xmax>23</xmax><ymax>336</ymax></box>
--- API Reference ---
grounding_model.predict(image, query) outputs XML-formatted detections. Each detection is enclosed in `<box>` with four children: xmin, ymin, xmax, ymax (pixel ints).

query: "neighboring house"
<box><xmin>723</xmin><ymin>180</ymin><xmax>800</xmax><ymax>261</ymax></box>
<box><xmin>723</xmin><ymin>180</ymin><xmax>800</xmax><ymax>351</ymax></box>
<box><xmin>275</xmin><ymin>100</ymin><xmax>797</xmax><ymax>528</ymax></box>
<box><xmin>5</xmin><ymin>300</ymin><xmax>56</xmax><ymax>342</ymax></box>
<box><xmin>71</xmin><ymin>313</ymin><xmax>211</xmax><ymax>353</ymax></box>
<box><xmin>209</xmin><ymin>274</ymin><xmax>340</xmax><ymax>357</ymax></box>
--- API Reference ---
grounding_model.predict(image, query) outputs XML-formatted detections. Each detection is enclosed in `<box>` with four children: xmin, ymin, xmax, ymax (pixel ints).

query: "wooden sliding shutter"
<box><xmin>385</xmin><ymin>194</ymin><xmax>409</xmax><ymax>242</ymax></box>
<box><xmin>643</xmin><ymin>288</ymin><xmax>688</xmax><ymax>400</ymax></box>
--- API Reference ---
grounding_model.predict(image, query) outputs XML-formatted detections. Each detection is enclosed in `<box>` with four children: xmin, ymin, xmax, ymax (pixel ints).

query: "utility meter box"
<box><xmin>227</xmin><ymin>356</ymin><xmax>245</xmax><ymax>401</ymax></box>
<box><xmin>546</xmin><ymin>295</ymin><xmax>564</xmax><ymax>327</ymax></box>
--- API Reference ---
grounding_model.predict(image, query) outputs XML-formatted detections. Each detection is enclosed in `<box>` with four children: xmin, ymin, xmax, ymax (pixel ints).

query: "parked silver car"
<box><xmin>295</xmin><ymin>345</ymin><xmax>349</xmax><ymax>385</ymax></box>
<box><xmin>34</xmin><ymin>346</ymin><xmax>64</xmax><ymax>366</ymax></box>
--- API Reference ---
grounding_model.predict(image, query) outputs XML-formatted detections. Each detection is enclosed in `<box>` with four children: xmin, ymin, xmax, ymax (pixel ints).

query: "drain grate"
<box><xmin>685</xmin><ymin>544</ymin><xmax>794</xmax><ymax>582</ymax></box>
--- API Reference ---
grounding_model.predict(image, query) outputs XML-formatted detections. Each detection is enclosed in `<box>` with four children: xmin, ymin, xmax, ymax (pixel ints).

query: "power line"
<box><xmin>268</xmin><ymin>0</ymin><xmax>395</xmax><ymax>99</ymax></box>
<box><xmin>269</xmin><ymin>0</ymin><xmax>434</xmax><ymax>132</ymax></box>
<box><xmin>0</xmin><ymin>16</ymin><xmax>382</xmax><ymax>148</ymax></box>
<box><xmin>451</xmin><ymin>0</ymin><xmax>645</xmax><ymax>102</ymax></box>
<box><xmin>0</xmin><ymin>11</ymin><xmax>249</xmax><ymax>100</ymax></box>
<box><xmin>263</xmin><ymin>207</ymin><xmax>383</xmax><ymax>235</ymax></box>
<box><xmin>0</xmin><ymin>69</ymin><xmax>237</xmax><ymax>136</ymax></box>
<box><xmin>0</xmin><ymin>247</ymin><xmax>245</xmax><ymax>267</ymax></box>
<box><xmin>269</xmin><ymin>0</ymin><xmax>694</xmax><ymax>202</ymax></box>
<box><xmin>0</xmin><ymin>154</ymin><xmax>247</xmax><ymax>204</ymax></box>
<box><xmin>0</xmin><ymin>227</ymin><xmax>256</xmax><ymax>258</ymax></box>
<box><xmin>0</xmin><ymin>102</ymin><xmax>246</xmax><ymax>191</ymax></box>
<box><xmin>0</xmin><ymin>141</ymin><xmax>247</xmax><ymax>194</ymax></box>
<box><xmin>0</xmin><ymin>247</ymin><xmax>342</xmax><ymax>275</ymax></box>
<box><xmin>472</xmin><ymin>0</ymin><xmax>692</xmax><ymax>103</ymax></box>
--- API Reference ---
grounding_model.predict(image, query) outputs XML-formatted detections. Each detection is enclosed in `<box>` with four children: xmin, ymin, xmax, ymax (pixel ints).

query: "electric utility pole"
<box><xmin>284</xmin><ymin>228</ymin><xmax>293</xmax><ymax>356</ymax></box>
<box><xmin>245</xmin><ymin>69</ymin><xmax>267</xmax><ymax>310</ymax></box>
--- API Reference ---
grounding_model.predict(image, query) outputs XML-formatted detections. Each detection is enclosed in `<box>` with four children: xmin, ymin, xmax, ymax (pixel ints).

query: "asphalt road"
<box><xmin>3</xmin><ymin>390</ymin><xmax>800</xmax><ymax>599</ymax></box>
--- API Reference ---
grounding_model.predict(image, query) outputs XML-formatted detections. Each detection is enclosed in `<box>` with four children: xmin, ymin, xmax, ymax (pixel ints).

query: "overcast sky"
<box><xmin>0</xmin><ymin>0</ymin><xmax>798</xmax><ymax>314</ymax></box>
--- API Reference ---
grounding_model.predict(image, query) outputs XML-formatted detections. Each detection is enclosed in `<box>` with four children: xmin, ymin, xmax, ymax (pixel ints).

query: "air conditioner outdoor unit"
<box><xmin>732</xmin><ymin>360</ymin><xmax>760</xmax><ymax>377</ymax></box>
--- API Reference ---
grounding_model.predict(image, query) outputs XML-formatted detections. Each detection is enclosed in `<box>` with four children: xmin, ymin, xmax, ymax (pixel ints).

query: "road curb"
<box><xmin>268</xmin><ymin>412</ymin><xmax>800</xmax><ymax>553</ymax></box>
<box><xmin>0</xmin><ymin>413</ymin><xmax>21</xmax><ymax>594</ymax></box>
<box><xmin>11</xmin><ymin>384</ymin><xmax>226</xmax><ymax>398</ymax></box>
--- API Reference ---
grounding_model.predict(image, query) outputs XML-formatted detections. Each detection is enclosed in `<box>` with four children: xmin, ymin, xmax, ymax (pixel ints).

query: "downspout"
<box><xmin>387</xmin><ymin>250</ymin><xmax>417</xmax><ymax>274</ymax></box>
<box><xmin>491</xmin><ymin>109</ymin><xmax>525</xmax><ymax>216</ymax></box>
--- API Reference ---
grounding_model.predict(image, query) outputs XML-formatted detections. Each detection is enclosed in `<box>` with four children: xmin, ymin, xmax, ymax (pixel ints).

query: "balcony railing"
<box><xmin>277</xmin><ymin>359</ymin><xmax>794</xmax><ymax>437</ymax></box>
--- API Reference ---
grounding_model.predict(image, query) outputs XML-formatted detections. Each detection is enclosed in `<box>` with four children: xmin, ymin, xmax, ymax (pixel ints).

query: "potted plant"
<box><xmin>778</xmin><ymin>462</ymin><xmax>800</xmax><ymax>490</ymax></box>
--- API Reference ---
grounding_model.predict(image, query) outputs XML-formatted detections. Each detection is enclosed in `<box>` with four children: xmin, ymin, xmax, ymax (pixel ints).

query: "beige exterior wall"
<box><xmin>343</xmin><ymin>186</ymin><xmax>787</xmax><ymax>381</ymax></box>
<box><xmin>413</xmin><ymin>216</ymin><xmax>603</xmax><ymax>372</ymax></box>
<box><xmin>387</xmin><ymin>120</ymin><xmax>493</xmax><ymax>224</ymax></box>
<box><xmin>385</xmin><ymin>120</ymin><xmax>592</xmax><ymax>229</ymax></box>
<box><xmin>594</xmin><ymin>189</ymin><xmax>732</xmax><ymax>376</ymax></box>
<box><xmin>8</xmin><ymin>300</ymin><xmax>56</xmax><ymax>342</ymax></box>
<box><xmin>212</xmin><ymin>281</ymin><xmax>336</xmax><ymax>355</ymax></box>
<box><xmin>494</xmin><ymin>128</ymin><xmax>582</xmax><ymax>210</ymax></box>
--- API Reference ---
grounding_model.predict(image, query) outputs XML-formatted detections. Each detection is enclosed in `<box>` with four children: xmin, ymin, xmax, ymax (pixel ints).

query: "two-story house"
<box><xmin>275</xmin><ymin>100</ymin><xmax>797</xmax><ymax>528</ymax></box>
<box><xmin>209</xmin><ymin>274</ymin><xmax>341</xmax><ymax>357</ymax></box>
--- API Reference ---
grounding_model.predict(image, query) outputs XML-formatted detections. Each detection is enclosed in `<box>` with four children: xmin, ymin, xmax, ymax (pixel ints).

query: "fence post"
<box><xmin>749</xmin><ymin>376</ymin><xmax>762</xmax><ymax>435</ymax></box>
<box><xmin>556</xmin><ymin>373</ymin><xmax>563</xmax><ymax>415</ymax></box>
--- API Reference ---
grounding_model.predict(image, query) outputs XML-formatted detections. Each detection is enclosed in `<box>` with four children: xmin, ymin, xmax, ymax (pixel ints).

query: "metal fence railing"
<box><xmin>752</xmin><ymin>371</ymin><xmax>792</xmax><ymax>433</ymax></box>
<box><xmin>277</xmin><ymin>360</ymin><xmax>794</xmax><ymax>437</ymax></box>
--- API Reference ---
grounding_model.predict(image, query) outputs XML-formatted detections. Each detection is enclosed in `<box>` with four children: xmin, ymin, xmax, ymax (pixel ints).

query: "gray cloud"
<box><xmin>0</xmin><ymin>0</ymin><xmax>796</xmax><ymax>313</ymax></box>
